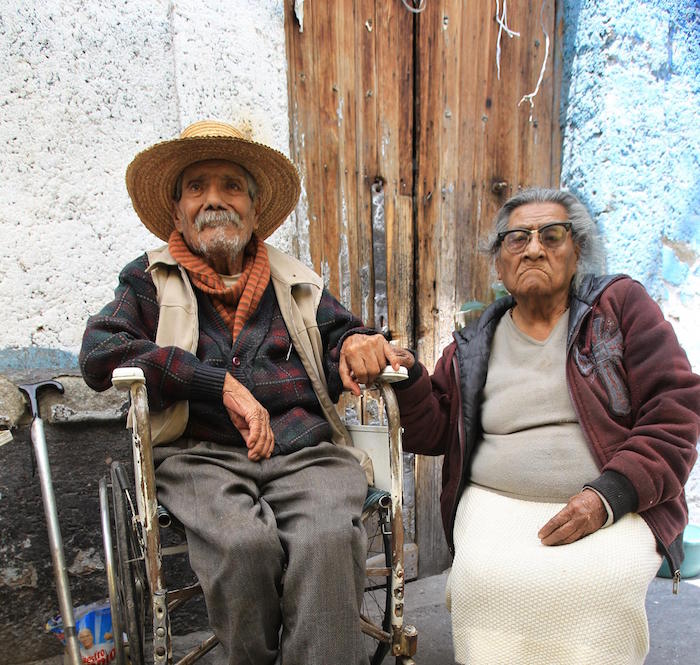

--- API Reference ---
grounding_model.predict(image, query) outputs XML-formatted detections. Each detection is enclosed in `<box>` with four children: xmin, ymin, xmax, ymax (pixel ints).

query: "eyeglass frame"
<box><xmin>496</xmin><ymin>221</ymin><xmax>574</xmax><ymax>254</ymax></box>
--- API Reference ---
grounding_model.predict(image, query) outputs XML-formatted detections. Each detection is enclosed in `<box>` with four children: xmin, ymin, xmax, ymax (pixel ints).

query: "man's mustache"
<box><xmin>194</xmin><ymin>210</ymin><xmax>243</xmax><ymax>231</ymax></box>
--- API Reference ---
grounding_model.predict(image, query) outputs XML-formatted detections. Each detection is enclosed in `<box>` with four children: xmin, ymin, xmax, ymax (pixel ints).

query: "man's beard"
<box><xmin>186</xmin><ymin>210</ymin><xmax>253</xmax><ymax>261</ymax></box>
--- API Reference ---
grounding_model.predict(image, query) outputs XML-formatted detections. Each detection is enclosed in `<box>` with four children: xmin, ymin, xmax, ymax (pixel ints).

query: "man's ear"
<box><xmin>171</xmin><ymin>202</ymin><xmax>184</xmax><ymax>232</ymax></box>
<box><xmin>252</xmin><ymin>197</ymin><xmax>263</xmax><ymax>228</ymax></box>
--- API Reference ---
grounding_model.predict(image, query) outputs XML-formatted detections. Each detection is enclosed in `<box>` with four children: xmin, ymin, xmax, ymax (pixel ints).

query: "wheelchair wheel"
<box><xmin>111</xmin><ymin>461</ymin><xmax>148</xmax><ymax>665</ymax></box>
<box><xmin>99</xmin><ymin>477</ymin><xmax>128</xmax><ymax>665</ymax></box>
<box><xmin>362</xmin><ymin>491</ymin><xmax>393</xmax><ymax>665</ymax></box>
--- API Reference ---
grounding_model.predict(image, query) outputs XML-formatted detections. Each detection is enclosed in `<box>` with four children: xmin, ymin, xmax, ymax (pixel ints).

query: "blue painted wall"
<box><xmin>560</xmin><ymin>0</ymin><xmax>700</xmax><ymax>520</ymax></box>
<box><xmin>560</xmin><ymin>0</ymin><xmax>698</xmax><ymax>340</ymax></box>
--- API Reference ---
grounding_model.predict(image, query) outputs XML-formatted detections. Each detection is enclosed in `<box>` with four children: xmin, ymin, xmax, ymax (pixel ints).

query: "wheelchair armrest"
<box><xmin>111</xmin><ymin>367</ymin><xmax>146</xmax><ymax>391</ymax></box>
<box><xmin>375</xmin><ymin>365</ymin><xmax>408</xmax><ymax>384</ymax></box>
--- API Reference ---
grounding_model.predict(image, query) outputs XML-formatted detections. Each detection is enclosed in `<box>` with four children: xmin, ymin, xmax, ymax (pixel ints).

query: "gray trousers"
<box><xmin>154</xmin><ymin>440</ymin><xmax>369</xmax><ymax>665</ymax></box>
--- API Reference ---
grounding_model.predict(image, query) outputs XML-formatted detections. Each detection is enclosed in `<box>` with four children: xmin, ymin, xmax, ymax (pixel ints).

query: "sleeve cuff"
<box><xmin>585</xmin><ymin>469</ymin><xmax>638</xmax><ymax>522</ymax></box>
<box><xmin>583</xmin><ymin>486</ymin><xmax>614</xmax><ymax>527</ymax></box>
<box><xmin>190</xmin><ymin>364</ymin><xmax>229</xmax><ymax>401</ymax></box>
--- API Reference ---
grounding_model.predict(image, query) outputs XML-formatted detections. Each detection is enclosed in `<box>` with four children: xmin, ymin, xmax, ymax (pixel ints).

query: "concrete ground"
<box><xmin>28</xmin><ymin>572</ymin><xmax>700</xmax><ymax>665</ymax></box>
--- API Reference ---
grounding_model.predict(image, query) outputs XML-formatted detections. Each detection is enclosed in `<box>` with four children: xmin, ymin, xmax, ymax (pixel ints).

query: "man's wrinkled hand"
<box><xmin>537</xmin><ymin>488</ymin><xmax>607</xmax><ymax>546</ymax></box>
<box><xmin>339</xmin><ymin>333</ymin><xmax>415</xmax><ymax>396</ymax></box>
<box><xmin>222</xmin><ymin>373</ymin><xmax>274</xmax><ymax>461</ymax></box>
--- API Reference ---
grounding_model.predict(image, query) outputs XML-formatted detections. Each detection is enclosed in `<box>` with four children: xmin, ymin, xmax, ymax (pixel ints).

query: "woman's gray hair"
<box><xmin>487</xmin><ymin>187</ymin><xmax>605</xmax><ymax>288</ymax></box>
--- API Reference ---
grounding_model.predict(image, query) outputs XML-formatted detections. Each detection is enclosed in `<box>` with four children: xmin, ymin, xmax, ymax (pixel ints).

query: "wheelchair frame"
<box><xmin>99</xmin><ymin>367</ymin><xmax>418</xmax><ymax>665</ymax></box>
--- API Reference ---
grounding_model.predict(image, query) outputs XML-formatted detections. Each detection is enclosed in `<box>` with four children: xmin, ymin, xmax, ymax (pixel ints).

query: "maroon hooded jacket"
<box><xmin>394</xmin><ymin>275</ymin><xmax>699</xmax><ymax>575</ymax></box>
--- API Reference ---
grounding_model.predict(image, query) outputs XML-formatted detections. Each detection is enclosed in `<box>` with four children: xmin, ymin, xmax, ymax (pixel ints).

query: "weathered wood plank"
<box><xmin>375</xmin><ymin>0</ymin><xmax>412</xmax><ymax>342</ymax></box>
<box><xmin>414</xmin><ymin>1</ymin><xmax>454</xmax><ymax>576</ymax></box>
<box><xmin>313</xmin><ymin>1</ymin><xmax>342</xmax><ymax>297</ymax></box>
<box><xmin>337</xmin><ymin>2</ymin><xmax>360</xmax><ymax>313</ymax></box>
<box><xmin>388</xmin><ymin>195</ymin><xmax>414</xmax><ymax>347</ymax></box>
<box><xmin>356</xmin><ymin>0</ymin><xmax>379</xmax><ymax>326</ymax></box>
<box><xmin>284</xmin><ymin>0</ymin><xmax>323</xmax><ymax>273</ymax></box>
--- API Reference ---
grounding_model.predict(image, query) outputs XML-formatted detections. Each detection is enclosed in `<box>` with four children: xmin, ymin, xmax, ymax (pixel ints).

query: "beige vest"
<box><xmin>140</xmin><ymin>244</ymin><xmax>371</xmax><ymax>478</ymax></box>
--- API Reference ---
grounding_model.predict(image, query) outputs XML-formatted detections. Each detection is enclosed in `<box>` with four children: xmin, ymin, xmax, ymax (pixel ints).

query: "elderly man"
<box><xmin>80</xmin><ymin>120</ymin><xmax>401</xmax><ymax>665</ymax></box>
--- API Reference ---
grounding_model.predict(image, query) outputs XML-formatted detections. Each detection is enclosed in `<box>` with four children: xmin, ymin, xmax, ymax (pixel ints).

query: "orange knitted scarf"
<box><xmin>168</xmin><ymin>230</ymin><xmax>270</xmax><ymax>340</ymax></box>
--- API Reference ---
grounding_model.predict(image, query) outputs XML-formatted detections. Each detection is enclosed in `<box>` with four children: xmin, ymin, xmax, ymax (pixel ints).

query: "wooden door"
<box><xmin>285</xmin><ymin>0</ymin><xmax>562</xmax><ymax>576</ymax></box>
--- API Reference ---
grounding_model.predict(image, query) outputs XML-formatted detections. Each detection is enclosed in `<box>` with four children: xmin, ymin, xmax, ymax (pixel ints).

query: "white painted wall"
<box><xmin>0</xmin><ymin>0</ymin><xmax>293</xmax><ymax>362</ymax></box>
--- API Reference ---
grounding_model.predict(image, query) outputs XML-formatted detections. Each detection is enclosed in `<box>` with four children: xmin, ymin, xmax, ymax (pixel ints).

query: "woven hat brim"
<box><xmin>126</xmin><ymin>135</ymin><xmax>301</xmax><ymax>241</ymax></box>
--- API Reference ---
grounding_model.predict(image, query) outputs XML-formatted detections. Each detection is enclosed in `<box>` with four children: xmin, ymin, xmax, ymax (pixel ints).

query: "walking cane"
<box><xmin>18</xmin><ymin>380</ymin><xmax>82</xmax><ymax>665</ymax></box>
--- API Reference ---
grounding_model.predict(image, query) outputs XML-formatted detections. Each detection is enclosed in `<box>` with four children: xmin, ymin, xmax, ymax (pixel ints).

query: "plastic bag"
<box><xmin>46</xmin><ymin>600</ymin><xmax>118</xmax><ymax>665</ymax></box>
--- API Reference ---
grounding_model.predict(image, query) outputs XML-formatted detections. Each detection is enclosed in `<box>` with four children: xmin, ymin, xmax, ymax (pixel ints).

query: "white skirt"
<box><xmin>448</xmin><ymin>485</ymin><xmax>662</xmax><ymax>665</ymax></box>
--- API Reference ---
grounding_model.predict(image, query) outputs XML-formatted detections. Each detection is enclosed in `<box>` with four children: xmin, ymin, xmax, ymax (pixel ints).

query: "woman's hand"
<box><xmin>222</xmin><ymin>373</ymin><xmax>274</xmax><ymax>461</ymax></box>
<box><xmin>538</xmin><ymin>489</ymin><xmax>607</xmax><ymax>546</ymax></box>
<box><xmin>339</xmin><ymin>333</ymin><xmax>415</xmax><ymax>396</ymax></box>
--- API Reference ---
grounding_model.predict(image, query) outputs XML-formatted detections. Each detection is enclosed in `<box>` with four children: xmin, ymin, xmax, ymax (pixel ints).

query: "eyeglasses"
<box><xmin>497</xmin><ymin>222</ymin><xmax>573</xmax><ymax>254</ymax></box>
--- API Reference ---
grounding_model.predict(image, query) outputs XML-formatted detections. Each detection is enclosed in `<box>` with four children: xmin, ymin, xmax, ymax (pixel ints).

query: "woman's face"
<box><xmin>495</xmin><ymin>202</ymin><xmax>580</xmax><ymax>305</ymax></box>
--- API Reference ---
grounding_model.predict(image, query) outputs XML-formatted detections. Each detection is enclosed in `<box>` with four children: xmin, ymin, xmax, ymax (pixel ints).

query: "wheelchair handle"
<box><xmin>18</xmin><ymin>380</ymin><xmax>64</xmax><ymax>421</ymax></box>
<box><xmin>376</xmin><ymin>365</ymin><xmax>408</xmax><ymax>384</ymax></box>
<box><xmin>111</xmin><ymin>366</ymin><xmax>146</xmax><ymax>391</ymax></box>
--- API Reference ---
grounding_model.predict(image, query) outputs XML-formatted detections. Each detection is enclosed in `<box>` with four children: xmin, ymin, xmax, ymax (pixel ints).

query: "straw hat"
<box><xmin>125</xmin><ymin>120</ymin><xmax>301</xmax><ymax>241</ymax></box>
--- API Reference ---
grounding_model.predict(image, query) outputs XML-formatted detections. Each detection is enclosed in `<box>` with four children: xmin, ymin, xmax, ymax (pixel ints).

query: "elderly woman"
<box><xmin>342</xmin><ymin>187</ymin><xmax>700</xmax><ymax>664</ymax></box>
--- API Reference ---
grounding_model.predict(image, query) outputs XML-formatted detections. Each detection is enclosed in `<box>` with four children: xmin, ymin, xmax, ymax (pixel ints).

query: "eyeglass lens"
<box><xmin>502</xmin><ymin>223</ymin><xmax>569</xmax><ymax>253</ymax></box>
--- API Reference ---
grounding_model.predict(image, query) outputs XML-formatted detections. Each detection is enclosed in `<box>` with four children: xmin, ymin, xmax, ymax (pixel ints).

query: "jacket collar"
<box><xmin>454</xmin><ymin>273</ymin><xmax>626</xmax><ymax>347</ymax></box>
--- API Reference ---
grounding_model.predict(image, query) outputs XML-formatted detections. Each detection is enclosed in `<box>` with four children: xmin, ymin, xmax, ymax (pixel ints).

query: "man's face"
<box><xmin>78</xmin><ymin>628</ymin><xmax>94</xmax><ymax>649</ymax></box>
<box><xmin>172</xmin><ymin>159</ymin><xmax>260</xmax><ymax>263</ymax></box>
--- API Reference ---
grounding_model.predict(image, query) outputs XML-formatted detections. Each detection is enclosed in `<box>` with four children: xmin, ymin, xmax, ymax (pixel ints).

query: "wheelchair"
<box><xmin>98</xmin><ymin>366</ymin><xmax>418</xmax><ymax>665</ymax></box>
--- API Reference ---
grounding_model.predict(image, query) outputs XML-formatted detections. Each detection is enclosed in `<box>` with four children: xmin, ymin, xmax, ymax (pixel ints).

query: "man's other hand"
<box><xmin>339</xmin><ymin>333</ymin><xmax>415</xmax><ymax>396</ymax></box>
<box><xmin>223</xmin><ymin>373</ymin><xmax>274</xmax><ymax>461</ymax></box>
